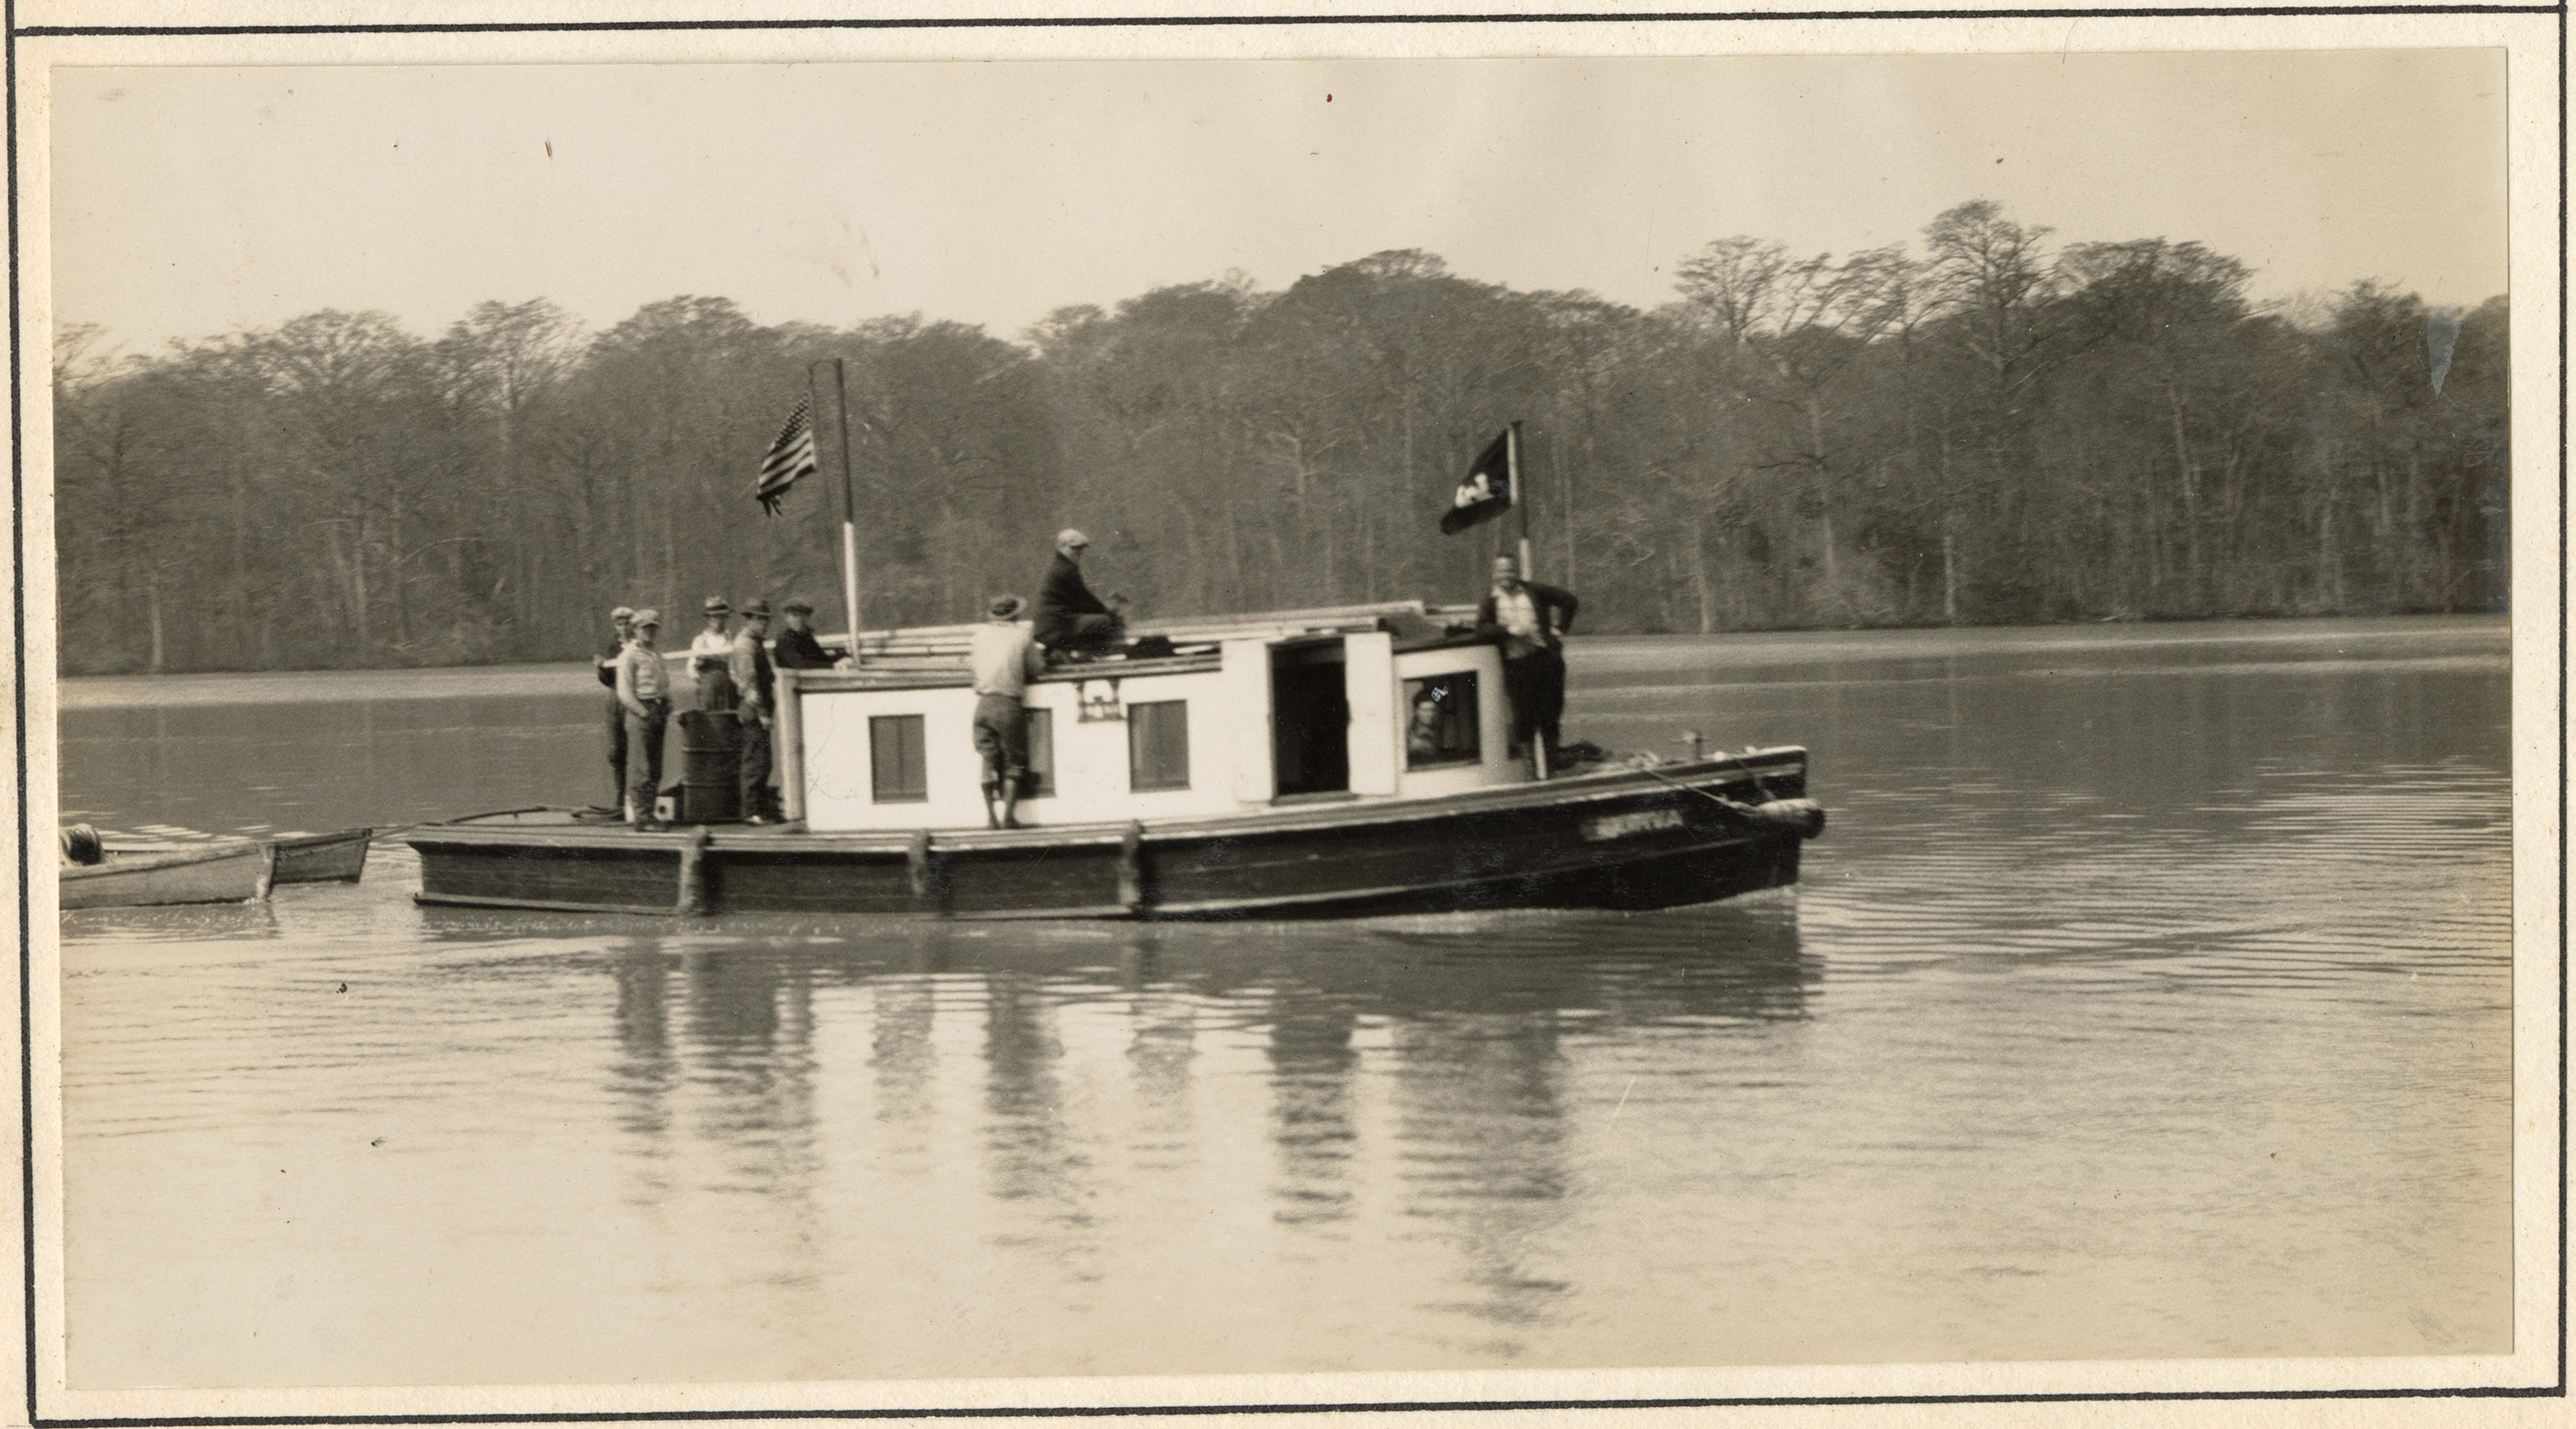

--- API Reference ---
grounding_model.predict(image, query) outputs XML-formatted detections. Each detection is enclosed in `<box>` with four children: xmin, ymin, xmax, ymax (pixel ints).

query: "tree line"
<box><xmin>52</xmin><ymin>200</ymin><xmax>2507</xmax><ymax>675</ymax></box>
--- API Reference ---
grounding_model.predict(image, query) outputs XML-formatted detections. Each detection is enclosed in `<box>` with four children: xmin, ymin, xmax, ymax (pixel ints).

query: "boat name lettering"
<box><xmin>1581</xmin><ymin>808</ymin><xmax>1685</xmax><ymax>842</ymax></box>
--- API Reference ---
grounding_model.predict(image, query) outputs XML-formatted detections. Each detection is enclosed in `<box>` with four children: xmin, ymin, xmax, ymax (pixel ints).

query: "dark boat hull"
<box><xmin>408</xmin><ymin>751</ymin><xmax>1816</xmax><ymax>921</ymax></box>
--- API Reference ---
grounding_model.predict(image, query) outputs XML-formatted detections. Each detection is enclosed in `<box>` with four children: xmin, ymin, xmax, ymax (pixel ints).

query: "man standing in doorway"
<box><xmin>730</xmin><ymin>599</ymin><xmax>781</xmax><ymax>824</ymax></box>
<box><xmin>616</xmin><ymin>610</ymin><xmax>673</xmax><ymax>832</ymax></box>
<box><xmin>596</xmin><ymin>605</ymin><xmax>635</xmax><ymax>813</ymax></box>
<box><xmin>1476</xmin><ymin>555</ymin><xmax>1579</xmax><ymax>773</ymax></box>
<box><xmin>690</xmin><ymin>596</ymin><xmax>738</xmax><ymax>712</ymax></box>
<box><xmin>970</xmin><ymin>594</ymin><xmax>1046</xmax><ymax>829</ymax></box>
<box><xmin>1032</xmin><ymin>529</ymin><xmax>1125</xmax><ymax>660</ymax></box>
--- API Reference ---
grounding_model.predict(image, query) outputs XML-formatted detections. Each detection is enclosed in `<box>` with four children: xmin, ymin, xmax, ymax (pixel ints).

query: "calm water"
<box><xmin>54</xmin><ymin>616</ymin><xmax>2515</xmax><ymax>1388</ymax></box>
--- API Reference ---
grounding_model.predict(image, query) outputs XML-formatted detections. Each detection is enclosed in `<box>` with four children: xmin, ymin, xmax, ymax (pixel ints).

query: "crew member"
<box><xmin>689</xmin><ymin>596</ymin><xmax>737</xmax><ymax>712</ymax></box>
<box><xmin>969</xmin><ymin>594</ymin><xmax>1047</xmax><ymax>829</ymax></box>
<box><xmin>729</xmin><ymin>598</ymin><xmax>781</xmax><ymax>824</ymax></box>
<box><xmin>1475</xmin><ymin>555</ymin><xmax>1580</xmax><ymax>773</ymax></box>
<box><xmin>1032</xmin><ymin>529</ymin><xmax>1125</xmax><ymax>660</ymax></box>
<box><xmin>772</xmin><ymin>597</ymin><xmax>839</xmax><ymax>669</ymax></box>
<box><xmin>615</xmin><ymin>610</ymin><xmax>673</xmax><ymax>832</ymax></box>
<box><xmin>597</xmin><ymin>605</ymin><xmax>635</xmax><ymax>812</ymax></box>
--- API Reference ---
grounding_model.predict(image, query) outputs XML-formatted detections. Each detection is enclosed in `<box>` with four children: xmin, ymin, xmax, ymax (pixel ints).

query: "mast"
<box><xmin>829</xmin><ymin>357</ymin><xmax>863</xmax><ymax>652</ymax></box>
<box><xmin>1511</xmin><ymin>420</ymin><xmax>1532</xmax><ymax>579</ymax></box>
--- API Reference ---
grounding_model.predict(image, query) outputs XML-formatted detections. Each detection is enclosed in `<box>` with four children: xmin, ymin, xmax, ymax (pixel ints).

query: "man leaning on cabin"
<box><xmin>1476</xmin><ymin>555</ymin><xmax>1579</xmax><ymax>773</ymax></box>
<box><xmin>690</xmin><ymin>596</ymin><xmax>738</xmax><ymax>712</ymax></box>
<box><xmin>771</xmin><ymin>597</ymin><xmax>840</xmax><ymax>670</ymax></box>
<box><xmin>616</xmin><ymin>609</ymin><xmax>673</xmax><ymax>832</ymax></box>
<box><xmin>730</xmin><ymin>599</ymin><xmax>783</xmax><ymax>824</ymax></box>
<box><xmin>1033</xmin><ymin>529</ymin><xmax>1126</xmax><ymax>661</ymax></box>
<box><xmin>971</xmin><ymin>594</ymin><xmax>1048</xmax><ymax>829</ymax></box>
<box><xmin>597</xmin><ymin>605</ymin><xmax>635</xmax><ymax>813</ymax></box>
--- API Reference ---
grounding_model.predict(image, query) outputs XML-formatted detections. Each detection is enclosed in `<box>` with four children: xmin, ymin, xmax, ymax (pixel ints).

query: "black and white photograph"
<box><xmin>12</xmin><ymin>5</ymin><xmax>2565</xmax><ymax>1424</ymax></box>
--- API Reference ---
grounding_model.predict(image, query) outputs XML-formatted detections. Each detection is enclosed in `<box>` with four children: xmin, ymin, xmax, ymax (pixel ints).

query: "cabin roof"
<box><xmin>798</xmin><ymin>599</ymin><xmax>1487</xmax><ymax>689</ymax></box>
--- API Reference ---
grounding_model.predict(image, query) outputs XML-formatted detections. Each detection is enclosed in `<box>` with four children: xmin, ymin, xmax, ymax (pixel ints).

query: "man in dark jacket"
<box><xmin>729</xmin><ymin>599</ymin><xmax>782</xmax><ymax>823</ymax></box>
<box><xmin>596</xmin><ymin>605</ymin><xmax>635</xmax><ymax>811</ymax></box>
<box><xmin>1474</xmin><ymin>555</ymin><xmax>1580</xmax><ymax>770</ymax></box>
<box><xmin>771</xmin><ymin>598</ymin><xmax>839</xmax><ymax>670</ymax></box>
<box><xmin>1032</xmin><ymin>528</ymin><xmax>1125</xmax><ymax>659</ymax></box>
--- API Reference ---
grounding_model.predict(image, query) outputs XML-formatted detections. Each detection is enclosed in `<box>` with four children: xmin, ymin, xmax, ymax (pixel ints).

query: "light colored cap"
<box><xmin>610</xmin><ymin>605</ymin><xmax>635</xmax><ymax>621</ymax></box>
<box><xmin>631</xmin><ymin>608</ymin><xmax>660</xmax><ymax>627</ymax></box>
<box><xmin>702</xmin><ymin>595</ymin><xmax>730</xmax><ymax>614</ymax></box>
<box><xmin>1057</xmin><ymin>528</ymin><xmax>1090</xmax><ymax>548</ymax></box>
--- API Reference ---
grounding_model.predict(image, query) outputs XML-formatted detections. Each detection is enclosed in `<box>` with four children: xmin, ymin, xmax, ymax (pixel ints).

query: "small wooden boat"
<box><xmin>267</xmin><ymin>828</ymin><xmax>374</xmax><ymax>885</ymax></box>
<box><xmin>93</xmin><ymin>827</ymin><xmax>375</xmax><ymax>886</ymax></box>
<box><xmin>409</xmin><ymin>600</ymin><xmax>1825</xmax><ymax>921</ymax></box>
<box><xmin>61</xmin><ymin>838</ymin><xmax>277</xmax><ymax>910</ymax></box>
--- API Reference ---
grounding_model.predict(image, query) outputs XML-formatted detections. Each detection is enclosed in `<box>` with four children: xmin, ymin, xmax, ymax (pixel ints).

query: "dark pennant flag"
<box><xmin>755</xmin><ymin>398</ymin><xmax>820</xmax><ymax>516</ymax></box>
<box><xmin>1439</xmin><ymin>430</ymin><xmax>1512</xmax><ymax>535</ymax></box>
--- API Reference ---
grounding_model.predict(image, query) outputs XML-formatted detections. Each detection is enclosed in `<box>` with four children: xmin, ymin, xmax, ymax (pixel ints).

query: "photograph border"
<box><xmin>8</xmin><ymin>4</ymin><xmax>2565</xmax><ymax>1424</ymax></box>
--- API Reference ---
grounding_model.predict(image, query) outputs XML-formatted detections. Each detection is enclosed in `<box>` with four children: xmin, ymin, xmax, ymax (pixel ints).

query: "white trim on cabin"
<box><xmin>793</xmin><ymin>624</ymin><xmax>1527</xmax><ymax>833</ymax></box>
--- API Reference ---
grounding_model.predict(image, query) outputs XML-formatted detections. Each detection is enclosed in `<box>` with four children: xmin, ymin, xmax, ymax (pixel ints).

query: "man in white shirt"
<box><xmin>614</xmin><ymin>610</ymin><xmax>673</xmax><ymax>831</ymax></box>
<box><xmin>1474</xmin><ymin>555</ymin><xmax>1581</xmax><ymax>773</ymax></box>
<box><xmin>688</xmin><ymin>596</ymin><xmax>737</xmax><ymax>713</ymax></box>
<box><xmin>969</xmin><ymin>594</ymin><xmax>1047</xmax><ymax>829</ymax></box>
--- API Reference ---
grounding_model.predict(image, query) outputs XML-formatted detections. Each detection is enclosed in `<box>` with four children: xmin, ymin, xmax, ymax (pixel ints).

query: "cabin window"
<box><xmin>1127</xmin><ymin>700</ymin><xmax>1190</xmax><ymax>791</ymax></box>
<box><xmin>869</xmin><ymin>714</ymin><xmax>929</xmax><ymax>802</ymax></box>
<box><xmin>1022</xmin><ymin>707</ymin><xmax>1054</xmax><ymax>798</ymax></box>
<box><xmin>1404</xmin><ymin>671</ymin><xmax>1482</xmax><ymax>769</ymax></box>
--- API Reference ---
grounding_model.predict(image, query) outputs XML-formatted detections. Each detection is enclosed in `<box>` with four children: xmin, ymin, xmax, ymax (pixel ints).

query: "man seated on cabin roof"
<box><xmin>771</xmin><ymin>597</ymin><xmax>841</xmax><ymax>669</ymax></box>
<box><xmin>1032</xmin><ymin>529</ymin><xmax>1127</xmax><ymax>662</ymax></box>
<box><xmin>970</xmin><ymin>594</ymin><xmax>1047</xmax><ymax>830</ymax></box>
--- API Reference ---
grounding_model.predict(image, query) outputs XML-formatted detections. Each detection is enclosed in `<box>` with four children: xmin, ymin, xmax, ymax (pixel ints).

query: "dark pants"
<box><xmin>738</xmin><ymin>717</ymin><xmax>774</xmax><ymax>819</ymax></box>
<box><xmin>972</xmin><ymin>694</ymin><xmax>1028</xmax><ymax>786</ymax></box>
<box><xmin>605</xmin><ymin>695</ymin><xmax>628</xmax><ymax>805</ymax></box>
<box><xmin>1503</xmin><ymin>648</ymin><xmax>1567</xmax><ymax>753</ymax></box>
<box><xmin>625</xmin><ymin>701</ymin><xmax>670</xmax><ymax>824</ymax></box>
<box><xmin>1039</xmin><ymin>613</ymin><xmax>1121</xmax><ymax>657</ymax></box>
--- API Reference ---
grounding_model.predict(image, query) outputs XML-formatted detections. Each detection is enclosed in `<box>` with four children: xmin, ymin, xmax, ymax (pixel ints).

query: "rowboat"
<box><xmin>61</xmin><ymin>839</ymin><xmax>277</xmax><ymax>910</ymax></box>
<box><xmin>267</xmin><ymin>828</ymin><xmax>375</xmax><ymax>885</ymax></box>
<box><xmin>94</xmin><ymin>827</ymin><xmax>375</xmax><ymax>887</ymax></box>
<box><xmin>408</xmin><ymin>600</ymin><xmax>1824</xmax><ymax>920</ymax></box>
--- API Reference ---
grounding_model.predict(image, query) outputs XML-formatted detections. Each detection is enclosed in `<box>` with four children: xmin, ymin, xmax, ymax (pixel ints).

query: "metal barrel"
<box><xmin>676</xmin><ymin>710</ymin><xmax>742</xmax><ymax>823</ymax></box>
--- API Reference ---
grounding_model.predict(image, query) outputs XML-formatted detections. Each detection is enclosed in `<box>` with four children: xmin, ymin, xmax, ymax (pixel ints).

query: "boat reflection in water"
<box><xmin>509</xmin><ymin>899</ymin><xmax>1813</xmax><ymax>1355</ymax></box>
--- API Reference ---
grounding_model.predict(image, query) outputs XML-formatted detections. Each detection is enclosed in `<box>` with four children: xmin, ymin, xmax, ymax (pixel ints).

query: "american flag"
<box><xmin>755</xmin><ymin>398</ymin><xmax>820</xmax><ymax>516</ymax></box>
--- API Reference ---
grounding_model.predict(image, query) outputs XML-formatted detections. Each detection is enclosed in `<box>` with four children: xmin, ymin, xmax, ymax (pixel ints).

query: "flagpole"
<box><xmin>830</xmin><ymin>357</ymin><xmax>863</xmax><ymax>656</ymax></box>
<box><xmin>1511</xmin><ymin>420</ymin><xmax>1532</xmax><ymax>579</ymax></box>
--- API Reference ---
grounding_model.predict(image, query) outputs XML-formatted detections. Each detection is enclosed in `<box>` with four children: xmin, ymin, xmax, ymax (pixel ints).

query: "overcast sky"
<box><xmin>51</xmin><ymin>49</ymin><xmax>2506</xmax><ymax>355</ymax></box>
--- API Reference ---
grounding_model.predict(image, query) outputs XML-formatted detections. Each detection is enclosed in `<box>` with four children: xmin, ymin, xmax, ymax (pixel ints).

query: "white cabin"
<box><xmin>775</xmin><ymin>603</ymin><xmax>1535</xmax><ymax>833</ymax></box>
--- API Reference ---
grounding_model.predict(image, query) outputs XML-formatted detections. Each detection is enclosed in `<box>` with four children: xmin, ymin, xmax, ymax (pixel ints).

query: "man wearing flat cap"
<box><xmin>689</xmin><ymin>596</ymin><xmax>738</xmax><ymax>713</ymax></box>
<box><xmin>596</xmin><ymin>605</ymin><xmax>636</xmax><ymax>812</ymax></box>
<box><xmin>728</xmin><ymin>599</ymin><xmax>782</xmax><ymax>823</ymax></box>
<box><xmin>970</xmin><ymin>594</ymin><xmax>1047</xmax><ymax>829</ymax></box>
<box><xmin>1032</xmin><ymin>529</ymin><xmax>1125</xmax><ymax>660</ymax></box>
<box><xmin>614</xmin><ymin>610</ymin><xmax>673</xmax><ymax>832</ymax></box>
<box><xmin>771</xmin><ymin>597</ymin><xmax>838</xmax><ymax>671</ymax></box>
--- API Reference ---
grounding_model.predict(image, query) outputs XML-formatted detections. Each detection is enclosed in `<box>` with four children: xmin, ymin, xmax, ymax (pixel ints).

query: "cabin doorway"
<box><xmin>1270</xmin><ymin>642</ymin><xmax>1349</xmax><ymax>798</ymax></box>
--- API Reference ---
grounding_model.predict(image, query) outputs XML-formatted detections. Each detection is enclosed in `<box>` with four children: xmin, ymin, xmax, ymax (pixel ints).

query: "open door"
<box><xmin>1269</xmin><ymin>640</ymin><xmax>1349</xmax><ymax>797</ymax></box>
